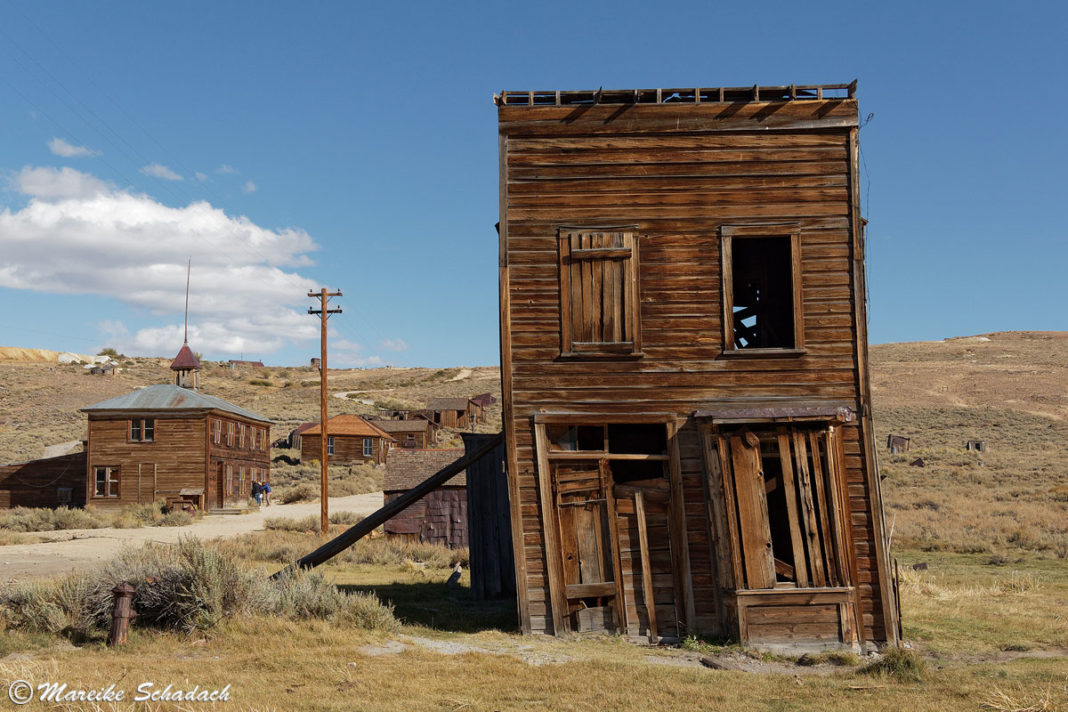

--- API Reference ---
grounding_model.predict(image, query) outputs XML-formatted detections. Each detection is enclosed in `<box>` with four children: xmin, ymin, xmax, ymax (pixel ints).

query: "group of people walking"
<box><xmin>251</xmin><ymin>480</ymin><xmax>272</xmax><ymax>506</ymax></box>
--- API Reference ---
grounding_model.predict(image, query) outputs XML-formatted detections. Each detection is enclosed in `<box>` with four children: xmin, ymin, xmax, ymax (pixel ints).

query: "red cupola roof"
<box><xmin>170</xmin><ymin>343</ymin><xmax>201</xmax><ymax>371</ymax></box>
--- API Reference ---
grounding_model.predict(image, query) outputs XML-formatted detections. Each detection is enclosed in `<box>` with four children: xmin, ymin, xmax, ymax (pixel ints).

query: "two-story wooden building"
<box><xmin>80</xmin><ymin>346</ymin><xmax>272</xmax><ymax>510</ymax></box>
<box><xmin>496</xmin><ymin>83</ymin><xmax>898</xmax><ymax>650</ymax></box>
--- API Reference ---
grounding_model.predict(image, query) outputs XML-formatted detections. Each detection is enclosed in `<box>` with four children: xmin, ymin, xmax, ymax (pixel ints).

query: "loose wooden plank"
<box><xmin>634</xmin><ymin>491</ymin><xmax>659</xmax><ymax>643</ymax></box>
<box><xmin>729</xmin><ymin>433</ymin><xmax>775</xmax><ymax>589</ymax></box>
<box><xmin>776</xmin><ymin>429</ymin><xmax>808</xmax><ymax>587</ymax></box>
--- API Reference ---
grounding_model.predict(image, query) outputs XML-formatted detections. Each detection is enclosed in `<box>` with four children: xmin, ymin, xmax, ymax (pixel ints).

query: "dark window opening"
<box><xmin>607</xmin><ymin>424</ymin><xmax>667</xmax><ymax>455</ymax></box>
<box><xmin>548</xmin><ymin>425</ymin><xmax>604</xmax><ymax>451</ymax></box>
<box><xmin>731</xmin><ymin>236</ymin><xmax>795</xmax><ymax>349</ymax></box>
<box><xmin>609</xmin><ymin>459</ymin><xmax>665</xmax><ymax>483</ymax></box>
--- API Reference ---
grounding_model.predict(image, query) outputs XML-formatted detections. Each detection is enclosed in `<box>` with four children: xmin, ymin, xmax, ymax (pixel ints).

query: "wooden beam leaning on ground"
<box><xmin>270</xmin><ymin>433</ymin><xmax>503</xmax><ymax>578</ymax></box>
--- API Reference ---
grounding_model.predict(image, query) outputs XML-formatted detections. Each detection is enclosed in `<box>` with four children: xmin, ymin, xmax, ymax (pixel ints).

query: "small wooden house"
<box><xmin>426</xmin><ymin>397</ymin><xmax>477</xmax><ymax>429</ymax></box>
<box><xmin>496</xmin><ymin>83</ymin><xmax>898</xmax><ymax>649</ymax></box>
<box><xmin>300</xmin><ymin>414</ymin><xmax>393</xmax><ymax>465</ymax></box>
<box><xmin>383</xmin><ymin>448</ymin><xmax>467</xmax><ymax>548</ymax></box>
<box><xmin>81</xmin><ymin>384</ymin><xmax>272</xmax><ymax>510</ymax></box>
<box><xmin>373</xmin><ymin>419</ymin><xmax>439</xmax><ymax>449</ymax></box>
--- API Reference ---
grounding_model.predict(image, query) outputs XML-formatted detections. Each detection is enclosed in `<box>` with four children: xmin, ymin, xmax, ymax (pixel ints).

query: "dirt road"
<box><xmin>0</xmin><ymin>492</ymin><xmax>383</xmax><ymax>582</ymax></box>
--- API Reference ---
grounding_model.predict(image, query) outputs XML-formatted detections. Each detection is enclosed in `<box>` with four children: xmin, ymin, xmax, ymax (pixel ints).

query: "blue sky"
<box><xmin>0</xmin><ymin>0</ymin><xmax>1064</xmax><ymax>367</ymax></box>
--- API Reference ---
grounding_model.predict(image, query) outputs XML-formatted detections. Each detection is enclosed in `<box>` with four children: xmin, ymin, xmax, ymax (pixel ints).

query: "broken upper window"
<box><xmin>720</xmin><ymin>225</ymin><xmax>803</xmax><ymax>352</ymax></box>
<box><xmin>558</xmin><ymin>227</ymin><xmax>642</xmax><ymax>358</ymax></box>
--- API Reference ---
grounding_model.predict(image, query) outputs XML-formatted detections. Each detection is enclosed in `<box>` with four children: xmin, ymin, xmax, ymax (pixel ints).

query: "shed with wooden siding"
<box><xmin>496</xmin><ymin>82</ymin><xmax>898</xmax><ymax>650</ymax></box>
<box><xmin>383</xmin><ymin>448</ymin><xmax>468</xmax><ymax>549</ymax></box>
<box><xmin>0</xmin><ymin>452</ymin><xmax>87</xmax><ymax>509</ymax></box>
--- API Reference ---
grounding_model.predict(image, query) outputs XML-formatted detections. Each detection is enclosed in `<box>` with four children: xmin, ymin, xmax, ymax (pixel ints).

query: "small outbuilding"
<box><xmin>426</xmin><ymin>398</ymin><xmax>478</xmax><ymax>429</ymax></box>
<box><xmin>0</xmin><ymin>452</ymin><xmax>88</xmax><ymax>508</ymax></box>
<box><xmin>373</xmin><ymin>418</ymin><xmax>440</xmax><ymax>449</ymax></box>
<box><xmin>383</xmin><ymin>448</ymin><xmax>467</xmax><ymax>548</ymax></box>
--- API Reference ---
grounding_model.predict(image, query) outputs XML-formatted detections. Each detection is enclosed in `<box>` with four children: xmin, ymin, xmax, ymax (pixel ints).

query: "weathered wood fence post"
<box><xmin>107</xmin><ymin>582</ymin><xmax>136</xmax><ymax>647</ymax></box>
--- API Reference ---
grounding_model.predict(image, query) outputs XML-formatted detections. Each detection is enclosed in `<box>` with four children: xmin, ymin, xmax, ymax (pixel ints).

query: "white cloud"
<box><xmin>141</xmin><ymin>163</ymin><xmax>182</xmax><ymax>181</ymax></box>
<box><xmin>380</xmin><ymin>338</ymin><xmax>407</xmax><ymax>352</ymax></box>
<box><xmin>0</xmin><ymin>166</ymin><xmax>322</xmax><ymax>357</ymax></box>
<box><xmin>216</xmin><ymin>164</ymin><xmax>238</xmax><ymax>175</ymax></box>
<box><xmin>194</xmin><ymin>171</ymin><xmax>209</xmax><ymax>182</ymax></box>
<box><xmin>12</xmin><ymin>166</ymin><xmax>112</xmax><ymax>200</ymax></box>
<box><xmin>48</xmin><ymin>138</ymin><xmax>100</xmax><ymax>158</ymax></box>
<box><xmin>243</xmin><ymin>180</ymin><xmax>257</xmax><ymax>194</ymax></box>
<box><xmin>331</xmin><ymin>338</ymin><xmax>387</xmax><ymax>368</ymax></box>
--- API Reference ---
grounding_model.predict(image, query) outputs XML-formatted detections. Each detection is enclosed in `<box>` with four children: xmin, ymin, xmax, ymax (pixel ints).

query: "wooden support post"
<box><xmin>271</xmin><ymin>433</ymin><xmax>502</xmax><ymax>577</ymax></box>
<box><xmin>308</xmin><ymin>288</ymin><xmax>342</xmax><ymax>535</ymax></box>
<box><xmin>107</xmin><ymin>583</ymin><xmax>136</xmax><ymax>647</ymax></box>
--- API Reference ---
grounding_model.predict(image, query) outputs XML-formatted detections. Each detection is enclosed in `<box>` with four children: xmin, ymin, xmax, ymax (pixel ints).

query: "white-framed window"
<box><xmin>363</xmin><ymin>438</ymin><xmax>373</xmax><ymax>457</ymax></box>
<box><xmin>94</xmin><ymin>466</ymin><xmax>120</xmax><ymax>498</ymax></box>
<box><xmin>328</xmin><ymin>436</ymin><xmax>335</xmax><ymax>455</ymax></box>
<box><xmin>129</xmin><ymin>418</ymin><xmax>154</xmax><ymax>442</ymax></box>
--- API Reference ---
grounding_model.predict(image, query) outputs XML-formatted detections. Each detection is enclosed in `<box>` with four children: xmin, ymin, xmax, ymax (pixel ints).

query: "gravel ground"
<box><xmin>0</xmin><ymin>492</ymin><xmax>383</xmax><ymax>583</ymax></box>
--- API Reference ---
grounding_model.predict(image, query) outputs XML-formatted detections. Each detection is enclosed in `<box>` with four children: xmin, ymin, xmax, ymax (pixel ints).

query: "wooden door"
<box><xmin>552</xmin><ymin>460</ymin><xmax>623</xmax><ymax>632</ymax></box>
<box><xmin>137</xmin><ymin>463</ymin><xmax>156</xmax><ymax>504</ymax></box>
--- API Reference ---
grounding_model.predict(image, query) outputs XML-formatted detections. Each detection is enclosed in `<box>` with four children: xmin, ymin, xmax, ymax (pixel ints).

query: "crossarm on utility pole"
<box><xmin>270</xmin><ymin>431</ymin><xmax>503</xmax><ymax>578</ymax></box>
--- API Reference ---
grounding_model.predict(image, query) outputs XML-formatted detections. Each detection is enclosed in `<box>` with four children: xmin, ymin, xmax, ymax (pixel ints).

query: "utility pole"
<box><xmin>308</xmin><ymin>288</ymin><xmax>342</xmax><ymax>535</ymax></box>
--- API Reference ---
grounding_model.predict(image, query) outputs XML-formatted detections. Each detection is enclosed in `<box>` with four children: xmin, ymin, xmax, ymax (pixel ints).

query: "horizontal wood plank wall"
<box><xmin>0</xmin><ymin>453</ymin><xmax>87</xmax><ymax>508</ymax></box>
<box><xmin>500</xmin><ymin>98</ymin><xmax>889</xmax><ymax>642</ymax></box>
<box><xmin>206</xmin><ymin>414</ymin><xmax>273</xmax><ymax>508</ymax></box>
<box><xmin>300</xmin><ymin>434</ymin><xmax>388</xmax><ymax>465</ymax></box>
<box><xmin>87</xmin><ymin>415</ymin><xmax>208</xmax><ymax>510</ymax></box>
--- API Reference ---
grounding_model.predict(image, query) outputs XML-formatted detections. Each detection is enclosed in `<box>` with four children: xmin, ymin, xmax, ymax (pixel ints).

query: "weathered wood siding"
<box><xmin>462</xmin><ymin>432</ymin><xmax>516</xmax><ymax>600</ymax></box>
<box><xmin>383</xmin><ymin>487</ymin><xmax>468</xmax><ymax>549</ymax></box>
<box><xmin>301</xmin><ymin>434</ymin><xmax>389</xmax><ymax>465</ymax></box>
<box><xmin>206</xmin><ymin>415</ymin><xmax>272</xmax><ymax>508</ymax></box>
<box><xmin>86</xmin><ymin>414</ymin><xmax>208</xmax><ymax>510</ymax></box>
<box><xmin>0</xmin><ymin>453</ymin><xmax>87</xmax><ymax>509</ymax></box>
<box><xmin>498</xmin><ymin>97</ymin><xmax>893</xmax><ymax>643</ymax></box>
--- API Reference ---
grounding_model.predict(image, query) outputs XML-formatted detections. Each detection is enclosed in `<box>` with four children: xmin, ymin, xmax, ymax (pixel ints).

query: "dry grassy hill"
<box><xmin>0</xmin><ymin>359</ymin><xmax>502</xmax><ymax>464</ymax></box>
<box><xmin>1</xmin><ymin>331</ymin><xmax>1065</xmax><ymax>559</ymax></box>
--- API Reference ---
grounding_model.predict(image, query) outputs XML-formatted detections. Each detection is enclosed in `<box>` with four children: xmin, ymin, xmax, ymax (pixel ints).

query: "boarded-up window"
<box><xmin>558</xmin><ymin>228</ymin><xmax>642</xmax><ymax>358</ymax></box>
<box><xmin>720</xmin><ymin>224</ymin><xmax>803</xmax><ymax>353</ymax></box>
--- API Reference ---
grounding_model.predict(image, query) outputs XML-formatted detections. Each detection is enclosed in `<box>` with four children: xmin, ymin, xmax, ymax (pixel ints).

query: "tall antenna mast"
<box><xmin>183</xmin><ymin>257</ymin><xmax>191</xmax><ymax>344</ymax></box>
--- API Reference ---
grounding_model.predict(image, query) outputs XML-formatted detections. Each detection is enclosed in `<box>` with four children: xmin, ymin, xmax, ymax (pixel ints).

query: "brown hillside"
<box><xmin>0</xmin><ymin>359</ymin><xmax>501</xmax><ymax>465</ymax></box>
<box><xmin>1</xmin><ymin>332</ymin><xmax>1065</xmax><ymax>560</ymax></box>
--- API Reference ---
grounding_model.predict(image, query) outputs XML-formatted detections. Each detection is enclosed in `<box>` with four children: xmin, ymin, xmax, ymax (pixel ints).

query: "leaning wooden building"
<box><xmin>496</xmin><ymin>82</ymin><xmax>898</xmax><ymax>649</ymax></box>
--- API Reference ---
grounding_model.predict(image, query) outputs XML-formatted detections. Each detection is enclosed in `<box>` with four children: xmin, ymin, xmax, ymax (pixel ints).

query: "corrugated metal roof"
<box><xmin>80</xmin><ymin>384</ymin><xmax>271</xmax><ymax>423</ymax></box>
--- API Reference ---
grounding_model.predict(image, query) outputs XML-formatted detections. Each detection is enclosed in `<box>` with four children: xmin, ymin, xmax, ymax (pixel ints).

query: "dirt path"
<box><xmin>0</xmin><ymin>492</ymin><xmax>384</xmax><ymax>583</ymax></box>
